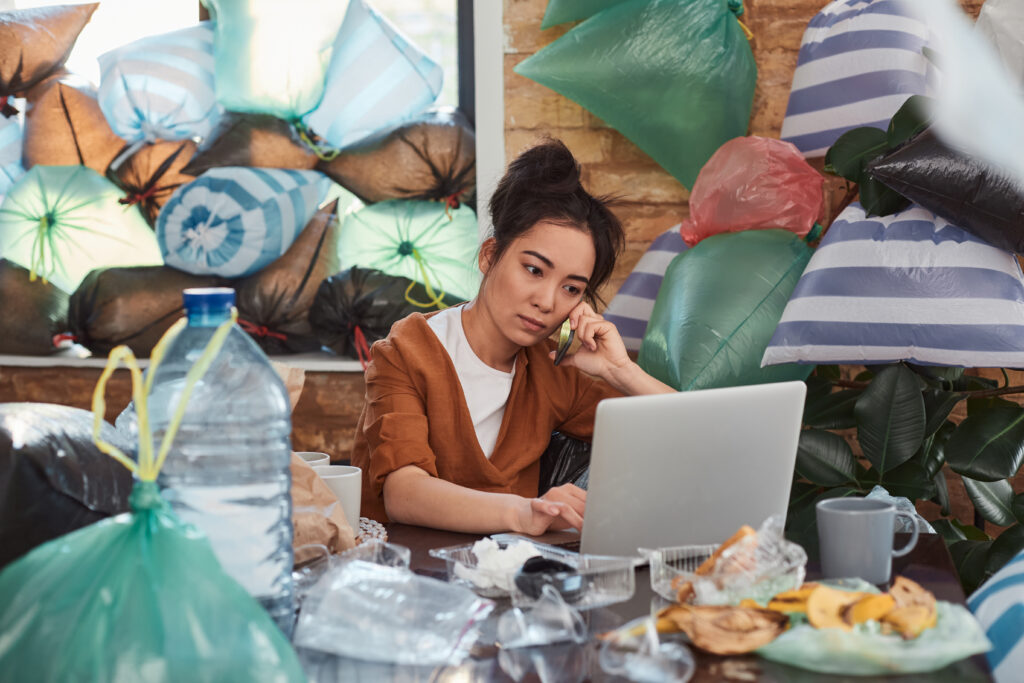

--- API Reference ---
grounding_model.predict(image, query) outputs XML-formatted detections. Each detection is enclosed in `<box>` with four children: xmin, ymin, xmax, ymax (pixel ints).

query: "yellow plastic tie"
<box><xmin>91</xmin><ymin>308</ymin><xmax>238</xmax><ymax>482</ymax></box>
<box><xmin>737</xmin><ymin>17</ymin><xmax>754</xmax><ymax>41</ymax></box>
<box><xmin>293</xmin><ymin>120</ymin><xmax>341</xmax><ymax>162</ymax></box>
<box><xmin>403</xmin><ymin>247</ymin><xmax>448</xmax><ymax>309</ymax></box>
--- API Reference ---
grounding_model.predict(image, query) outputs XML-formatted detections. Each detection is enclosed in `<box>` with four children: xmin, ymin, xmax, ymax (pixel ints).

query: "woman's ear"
<box><xmin>478</xmin><ymin>237</ymin><xmax>498</xmax><ymax>275</ymax></box>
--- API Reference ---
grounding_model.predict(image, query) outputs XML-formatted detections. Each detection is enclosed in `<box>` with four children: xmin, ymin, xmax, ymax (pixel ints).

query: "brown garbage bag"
<box><xmin>22</xmin><ymin>77</ymin><xmax>125</xmax><ymax>174</ymax></box>
<box><xmin>107</xmin><ymin>139</ymin><xmax>197</xmax><ymax>227</ymax></box>
<box><xmin>0</xmin><ymin>4</ymin><xmax>98</xmax><ymax>99</ymax></box>
<box><xmin>317</xmin><ymin>107</ymin><xmax>476</xmax><ymax>207</ymax></box>
<box><xmin>0</xmin><ymin>259</ymin><xmax>67</xmax><ymax>355</ymax></box>
<box><xmin>63</xmin><ymin>265</ymin><xmax>226</xmax><ymax>358</ymax></box>
<box><xmin>291</xmin><ymin>454</ymin><xmax>357</xmax><ymax>553</ymax></box>
<box><xmin>182</xmin><ymin>112</ymin><xmax>318</xmax><ymax>177</ymax></box>
<box><xmin>235</xmin><ymin>199</ymin><xmax>340</xmax><ymax>354</ymax></box>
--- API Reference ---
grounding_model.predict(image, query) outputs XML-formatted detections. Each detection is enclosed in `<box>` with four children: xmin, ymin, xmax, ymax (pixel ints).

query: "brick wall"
<box><xmin>503</xmin><ymin>0</ymin><xmax>986</xmax><ymax>303</ymax></box>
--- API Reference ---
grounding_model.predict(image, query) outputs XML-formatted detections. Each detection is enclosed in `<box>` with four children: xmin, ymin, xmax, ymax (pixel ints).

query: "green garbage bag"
<box><xmin>515</xmin><ymin>0</ymin><xmax>756</xmax><ymax>189</ymax></box>
<box><xmin>639</xmin><ymin>229</ymin><xmax>816</xmax><ymax>391</ymax></box>
<box><xmin>338</xmin><ymin>199</ymin><xmax>481</xmax><ymax>303</ymax></box>
<box><xmin>203</xmin><ymin>0</ymin><xmax>350</xmax><ymax>120</ymax></box>
<box><xmin>541</xmin><ymin>0</ymin><xmax>626</xmax><ymax>29</ymax></box>
<box><xmin>0</xmin><ymin>165</ymin><xmax>162</xmax><ymax>294</ymax></box>
<box><xmin>0</xmin><ymin>317</ymin><xmax>305</xmax><ymax>682</ymax></box>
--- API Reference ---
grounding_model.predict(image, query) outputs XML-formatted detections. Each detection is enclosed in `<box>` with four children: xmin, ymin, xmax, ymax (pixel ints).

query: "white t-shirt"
<box><xmin>426</xmin><ymin>306</ymin><xmax>515</xmax><ymax>458</ymax></box>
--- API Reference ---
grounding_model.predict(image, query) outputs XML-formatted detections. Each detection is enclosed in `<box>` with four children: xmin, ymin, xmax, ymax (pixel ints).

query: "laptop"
<box><xmin>577</xmin><ymin>381</ymin><xmax>807</xmax><ymax>557</ymax></box>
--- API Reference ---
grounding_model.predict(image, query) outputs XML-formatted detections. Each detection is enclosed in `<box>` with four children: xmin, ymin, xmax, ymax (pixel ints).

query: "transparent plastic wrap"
<box><xmin>757</xmin><ymin>597</ymin><xmax>991</xmax><ymax>675</ymax></box>
<box><xmin>599</xmin><ymin>616</ymin><xmax>696</xmax><ymax>683</ymax></box>
<box><xmin>865</xmin><ymin>485</ymin><xmax>936</xmax><ymax>534</ymax></box>
<box><xmin>293</xmin><ymin>559</ymin><xmax>493</xmax><ymax>666</ymax></box>
<box><xmin>645</xmin><ymin>515</ymin><xmax>806</xmax><ymax>605</ymax></box>
<box><xmin>497</xmin><ymin>585</ymin><xmax>587</xmax><ymax>649</ymax></box>
<box><xmin>430</xmin><ymin>538</ymin><xmax>638</xmax><ymax>610</ymax></box>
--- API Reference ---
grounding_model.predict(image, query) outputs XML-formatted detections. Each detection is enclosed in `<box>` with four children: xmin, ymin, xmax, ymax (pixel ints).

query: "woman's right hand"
<box><xmin>511</xmin><ymin>486</ymin><xmax>585</xmax><ymax>535</ymax></box>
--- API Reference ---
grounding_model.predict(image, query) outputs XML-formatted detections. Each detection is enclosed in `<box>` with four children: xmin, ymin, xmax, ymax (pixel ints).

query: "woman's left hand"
<box><xmin>549</xmin><ymin>302</ymin><xmax>631</xmax><ymax>381</ymax></box>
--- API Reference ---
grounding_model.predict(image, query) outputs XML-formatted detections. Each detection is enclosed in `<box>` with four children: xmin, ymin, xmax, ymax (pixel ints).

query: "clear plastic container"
<box><xmin>430</xmin><ymin>541</ymin><xmax>638</xmax><ymax>610</ymax></box>
<box><xmin>644</xmin><ymin>544</ymin><xmax>718</xmax><ymax>602</ymax></box>
<box><xmin>147</xmin><ymin>288</ymin><xmax>294</xmax><ymax>634</ymax></box>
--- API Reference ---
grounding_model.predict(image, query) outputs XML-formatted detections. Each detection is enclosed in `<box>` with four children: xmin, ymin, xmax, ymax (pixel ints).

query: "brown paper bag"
<box><xmin>290</xmin><ymin>454</ymin><xmax>357</xmax><ymax>553</ymax></box>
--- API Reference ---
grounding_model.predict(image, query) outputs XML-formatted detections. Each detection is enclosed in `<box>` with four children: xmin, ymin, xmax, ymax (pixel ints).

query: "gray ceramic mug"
<box><xmin>816</xmin><ymin>497</ymin><xmax>920</xmax><ymax>585</ymax></box>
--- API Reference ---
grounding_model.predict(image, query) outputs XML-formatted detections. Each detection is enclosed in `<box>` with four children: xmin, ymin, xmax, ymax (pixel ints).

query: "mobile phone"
<box><xmin>554</xmin><ymin>319</ymin><xmax>574</xmax><ymax>366</ymax></box>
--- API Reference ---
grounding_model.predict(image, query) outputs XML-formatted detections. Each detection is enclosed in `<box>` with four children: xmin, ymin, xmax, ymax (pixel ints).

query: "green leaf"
<box><xmin>788</xmin><ymin>481</ymin><xmax>821</xmax><ymax>510</ymax></box>
<box><xmin>815</xmin><ymin>365</ymin><xmax>841</xmax><ymax>382</ymax></box>
<box><xmin>985</xmin><ymin>525</ymin><xmax>1024</xmax><ymax>578</ymax></box>
<box><xmin>824</xmin><ymin>126</ymin><xmax>888</xmax><ymax>182</ymax></box>
<box><xmin>886</xmin><ymin>95</ymin><xmax>933</xmax><ymax>148</ymax></box>
<box><xmin>879</xmin><ymin>459</ymin><xmax>935</xmax><ymax>500</ymax></box>
<box><xmin>1012</xmin><ymin>493</ymin><xmax>1024</xmax><ymax>525</ymax></box>
<box><xmin>796</xmin><ymin>430</ymin><xmax>858</xmax><ymax>487</ymax></box>
<box><xmin>956</xmin><ymin>374</ymin><xmax>999</xmax><ymax>392</ymax></box>
<box><xmin>908</xmin><ymin>365</ymin><xmax>965</xmax><ymax>387</ymax></box>
<box><xmin>922</xmin><ymin>421</ymin><xmax>954</xmax><ymax>479</ymax></box>
<box><xmin>854</xmin><ymin>369</ymin><xmax>877</xmax><ymax>383</ymax></box>
<box><xmin>803</xmin><ymin>389</ymin><xmax>861</xmax><ymax>430</ymax></box>
<box><xmin>948</xmin><ymin>539</ymin><xmax>995</xmax><ymax>594</ymax></box>
<box><xmin>967</xmin><ymin>395</ymin><xmax>1018</xmax><ymax>416</ymax></box>
<box><xmin>962</xmin><ymin>477</ymin><xmax>1017</xmax><ymax>526</ymax></box>
<box><xmin>859</xmin><ymin>175</ymin><xmax>911</xmax><ymax>217</ymax></box>
<box><xmin>922</xmin><ymin>390</ymin><xmax>964</xmax><ymax>438</ymax></box>
<box><xmin>855</xmin><ymin>365</ymin><xmax>927</xmax><ymax>474</ymax></box>
<box><xmin>952</xmin><ymin>519</ymin><xmax>991</xmax><ymax>542</ymax></box>
<box><xmin>804</xmin><ymin>376</ymin><xmax>833</xmax><ymax>406</ymax></box>
<box><xmin>946</xmin><ymin>406</ymin><xmax>1024</xmax><ymax>481</ymax></box>
<box><xmin>932</xmin><ymin>519</ymin><xmax>966</xmax><ymax>543</ymax></box>
<box><xmin>934</xmin><ymin>470</ymin><xmax>950</xmax><ymax>516</ymax></box>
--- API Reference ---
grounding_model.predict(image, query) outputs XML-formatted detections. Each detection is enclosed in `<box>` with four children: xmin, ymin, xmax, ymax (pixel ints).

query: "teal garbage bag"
<box><xmin>338</xmin><ymin>199</ymin><xmax>481</xmax><ymax>303</ymax></box>
<box><xmin>203</xmin><ymin>0</ymin><xmax>350</xmax><ymax>119</ymax></box>
<box><xmin>639</xmin><ymin>229</ymin><xmax>816</xmax><ymax>391</ymax></box>
<box><xmin>0</xmin><ymin>165</ymin><xmax>162</xmax><ymax>294</ymax></box>
<box><xmin>0</xmin><ymin>329</ymin><xmax>304</xmax><ymax>683</ymax></box>
<box><xmin>541</xmin><ymin>0</ymin><xmax>627</xmax><ymax>29</ymax></box>
<box><xmin>515</xmin><ymin>0</ymin><xmax>756</xmax><ymax>189</ymax></box>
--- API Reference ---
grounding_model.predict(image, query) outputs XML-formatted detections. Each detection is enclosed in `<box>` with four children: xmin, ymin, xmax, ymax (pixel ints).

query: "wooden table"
<box><xmin>296</xmin><ymin>526</ymin><xmax>994</xmax><ymax>682</ymax></box>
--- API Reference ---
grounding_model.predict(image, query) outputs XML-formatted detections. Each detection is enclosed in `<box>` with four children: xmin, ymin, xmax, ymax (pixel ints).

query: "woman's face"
<box><xmin>478</xmin><ymin>221</ymin><xmax>597</xmax><ymax>348</ymax></box>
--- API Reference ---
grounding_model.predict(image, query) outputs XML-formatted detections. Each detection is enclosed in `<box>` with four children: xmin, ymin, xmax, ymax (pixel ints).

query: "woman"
<box><xmin>350</xmin><ymin>139</ymin><xmax>673</xmax><ymax>534</ymax></box>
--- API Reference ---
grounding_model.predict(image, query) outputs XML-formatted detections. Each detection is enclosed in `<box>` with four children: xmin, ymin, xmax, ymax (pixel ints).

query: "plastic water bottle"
<box><xmin>147</xmin><ymin>288</ymin><xmax>295</xmax><ymax>634</ymax></box>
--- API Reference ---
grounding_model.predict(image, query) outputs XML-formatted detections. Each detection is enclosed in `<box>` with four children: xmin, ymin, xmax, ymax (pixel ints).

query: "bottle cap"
<box><xmin>183</xmin><ymin>287</ymin><xmax>235</xmax><ymax>312</ymax></box>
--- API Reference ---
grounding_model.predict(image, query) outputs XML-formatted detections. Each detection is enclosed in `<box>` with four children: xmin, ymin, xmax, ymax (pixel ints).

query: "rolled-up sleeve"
<box><xmin>361</xmin><ymin>339</ymin><xmax>439</xmax><ymax>500</ymax></box>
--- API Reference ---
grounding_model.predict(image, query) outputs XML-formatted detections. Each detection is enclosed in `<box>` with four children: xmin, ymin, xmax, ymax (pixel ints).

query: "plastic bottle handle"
<box><xmin>891</xmin><ymin>510</ymin><xmax>920</xmax><ymax>558</ymax></box>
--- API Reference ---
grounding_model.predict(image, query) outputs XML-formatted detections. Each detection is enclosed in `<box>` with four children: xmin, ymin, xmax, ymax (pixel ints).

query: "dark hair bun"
<box><xmin>505</xmin><ymin>139</ymin><xmax>583</xmax><ymax>197</ymax></box>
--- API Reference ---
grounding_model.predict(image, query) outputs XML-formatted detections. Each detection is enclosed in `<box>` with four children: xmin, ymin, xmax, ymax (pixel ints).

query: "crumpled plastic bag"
<box><xmin>235</xmin><ymin>199</ymin><xmax>340</xmax><ymax>354</ymax></box>
<box><xmin>538</xmin><ymin>431</ymin><xmax>591</xmax><ymax>494</ymax></box>
<box><xmin>514</xmin><ymin>0</ymin><xmax>756</xmax><ymax>189</ymax></box>
<box><xmin>293</xmin><ymin>559</ymin><xmax>494</xmax><ymax>666</ymax></box>
<box><xmin>866</xmin><ymin>485</ymin><xmax>936</xmax><ymax>534</ymax></box>
<box><xmin>599</xmin><ymin>616</ymin><xmax>696</xmax><ymax>683</ymax></box>
<box><xmin>867</xmin><ymin>128</ymin><xmax>1024</xmax><ymax>254</ymax></box>
<box><xmin>680</xmin><ymin>136</ymin><xmax>823</xmax><ymax>248</ymax></box>
<box><xmin>497</xmin><ymin>584</ymin><xmax>587</xmax><ymax>649</ymax></box>
<box><xmin>308</xmin><ymin>265</ymin><xmax>461</xmax><ymax>361</ymax></box>
<box><xmin>0</xmin><ymin>258</ymin><xmax>67</xmax><ymax>355</ymax></box>
<box><xmin>639</xmin><ymin>229</ymin><xmax>816</xmax><ymax>391</ymax></box>
<box><xmin>0</xmin><ymin>403</ymin><xmax>133</xmax><ymax>569</ymax></box>
<box><xmin>541</xmin><ymin>0</ymin><xmax>626</xmax><ymax>29</ymax></box>
<box><xmin>757</xmin><ymin>595</ymin><xmax>991</xmax><ymax>675</ymax></box>
<box><xmin>976</xmin><ymin>0</ymin><xmax>1024</xmax><ymax>86</ymax></box>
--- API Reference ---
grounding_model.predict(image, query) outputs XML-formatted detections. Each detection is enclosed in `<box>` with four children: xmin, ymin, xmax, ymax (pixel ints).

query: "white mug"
<box><xmin>296</xmin><ymin>452</ymin><xmax>330</xmax><ymax>468</ymax></box>
<box><xmin>313</xmin><ymin>465</ymin><xmax>361</xmax><ymax>528</ymax></box>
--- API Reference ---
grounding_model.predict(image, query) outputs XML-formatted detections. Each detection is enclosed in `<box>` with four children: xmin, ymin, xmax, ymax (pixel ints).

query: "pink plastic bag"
<box><xmin>680</xmin><ymin>137</ymin><xmax>824</xmax><ymax>247</ymax></box>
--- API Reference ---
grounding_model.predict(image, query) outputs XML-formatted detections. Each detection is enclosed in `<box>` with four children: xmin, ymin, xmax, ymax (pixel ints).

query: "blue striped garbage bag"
<box><xmin>302</xmin><ymin>0</ymin><xmax>443</xmax><ymax>152</ymax></box>
<box><xmin>969</xmin><ymin>549</ymin><xmax>1024</xmax><ymax>683</ymax></box>
<box><xmin>762</xmin><ymin>202</ymin><xmax>1024</xmax><ymax>368</ymax></box>
<box><xmin>98</xmin><ymin>23</ymin><xmax>220</xmax><ymax>146</ymax></box>
<box><xmin>604</xmin><ymin>226</ymin><xmax>687</xmax><ymax>353</ymax></box>
<box><xmin>780</xmin><ymin>0</ymin><xmax>935</xmax><ymax>158</ymax></box>
<box><xmin>0</xmin><ymin>109</ymin><xmax>24</xmax><ymax>194</ymax></box>
<box><xmin>157</xmin><ymin>167</ymin><xmax>331</xmax><ymax>278</ymax></box>
<box><xmin>204</xmin><ymin>0</ymin><xmax>350</xmax><ymax>120</ymax></box>
<box><xmin>337</xmin><ymin>200</ymin><xmax>480</xmax><ymax>304</ymax></box>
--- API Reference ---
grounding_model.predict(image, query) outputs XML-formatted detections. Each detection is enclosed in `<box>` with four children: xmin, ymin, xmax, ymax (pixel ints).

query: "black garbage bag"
<box><xmin>538</xmin><ymin>431</ymin><xmax>591</xmax><ymax>495</ymax></box>
<box><xmin>63</xmin><ymin>265</ymin><xmax>226</xmax><ymax>358</ymax></box>
<box><xmin>867</xmin><ymin>128</ymin><xmax>1024</xmax><ymax>253</ymax></box>
<box><xmin>0</xmin><ymin>259</ymin><xmax>67</xmax><ymax>355</ymax></box>
<box><xmin>107</xmin><ymin>139</ymin><xmax>197</xmax><ymax>227</ymax></box>
<box><xmin>235</xmin><ymin>200</ymin><xmax>339</xmax><ymax>354</ymax></box>
<box><xmin>308</xmin><ymin>266</ymin><xmax>463</xmax><ymax>360</ymax></box>
<box><xmin>0</xmin><ymin>402</ymin><xmax>133</xmax><ymax>569</ymax></box>
<box><xmin>181</xmin><ymin>112</ymin><xmax>319</xmax><ymax>177</ymax></box>
<box><xmin>316</xmin><ymin>107</ymin><xmax>476</xmax><ymax>208</ymax></box>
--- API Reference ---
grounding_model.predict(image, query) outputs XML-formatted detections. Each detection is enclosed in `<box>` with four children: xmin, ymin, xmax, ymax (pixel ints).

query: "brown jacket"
<box><xmin>351</xmin><ymin>313</ymin><xmax>622</xmax><ymax>522</ymax></box>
